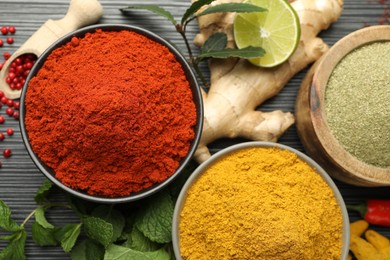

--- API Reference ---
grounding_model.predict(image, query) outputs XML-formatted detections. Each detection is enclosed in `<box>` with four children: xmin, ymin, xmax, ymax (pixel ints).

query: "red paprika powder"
<box><xmin>24</xmin><ymin>29</ymin><xmax>197</xmax><ymax>197</ymax></box>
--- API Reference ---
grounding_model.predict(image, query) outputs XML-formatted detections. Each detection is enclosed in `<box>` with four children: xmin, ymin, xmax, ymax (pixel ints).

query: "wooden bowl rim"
<box><xmin>310</xmin><ymin>25</ymin><xmax>390</xmax><ymax>183</ymax></box>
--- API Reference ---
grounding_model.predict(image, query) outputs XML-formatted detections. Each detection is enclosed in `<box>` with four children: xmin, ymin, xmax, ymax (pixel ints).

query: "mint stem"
<box><xmin>20</xmin><ymin>202</ymin><xmax>71</xmax><ymax>228</ymax></box>
<box><xmin>21</xmin><ymin>209</ymin><xmax>37</xmax><ymax>228</ymax></box>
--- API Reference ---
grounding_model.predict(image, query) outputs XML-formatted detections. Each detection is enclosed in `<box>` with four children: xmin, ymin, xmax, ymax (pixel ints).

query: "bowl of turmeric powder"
<box><xmin>173</xmin><ymin>141</ymin><xmax>350</xmax><ymax>259</ymax></box>
<box><xmin>19</xmin><ymin>24</ymin><xmax>203</xmax><ymax>203</ymax></box>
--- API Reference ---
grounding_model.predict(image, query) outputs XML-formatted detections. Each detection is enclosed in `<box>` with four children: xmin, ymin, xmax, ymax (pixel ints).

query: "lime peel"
<box><xmin>233</xmin><ymin>0</ymin><xmax>301</xmax><ymax>68</ymax></box>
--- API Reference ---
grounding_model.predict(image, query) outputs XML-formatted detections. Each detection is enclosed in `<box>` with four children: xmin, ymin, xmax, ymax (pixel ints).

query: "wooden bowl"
<box><xmin>295</xmin><ymin>25</ymin><xmax>390</xmax><ymax>186</ymax></box>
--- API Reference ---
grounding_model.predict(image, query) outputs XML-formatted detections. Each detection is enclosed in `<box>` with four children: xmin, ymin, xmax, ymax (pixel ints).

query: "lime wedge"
<box><xmin>233</xmin><ymin>0</ymin><xmax>300</xmax><ymax>68</ymax></box>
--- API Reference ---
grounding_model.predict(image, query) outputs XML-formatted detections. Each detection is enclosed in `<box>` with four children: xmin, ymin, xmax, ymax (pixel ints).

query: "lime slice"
<box><xmin>233</xmin><ymin>0</ymin><xmax>300</xmax><ymax>68</ymax></box>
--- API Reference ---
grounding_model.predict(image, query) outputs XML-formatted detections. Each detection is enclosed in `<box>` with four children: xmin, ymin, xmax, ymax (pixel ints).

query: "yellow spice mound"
<box><xmin>179</xmin><ymin>147</ymin><xmax>343</xmax><ymax>259</ymax></box>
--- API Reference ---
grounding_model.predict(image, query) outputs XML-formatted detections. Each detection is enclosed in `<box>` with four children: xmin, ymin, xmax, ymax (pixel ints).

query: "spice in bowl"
<box><xmin>325</xmin><ymin>41</ymin><xmax>390</xmax><ymax>169</ymax></box>
<box><xmin>173</xmin><ymin>142</ymin><xmax>349</xmax><ymax>260</ymax></box>
<box><xmin>22</xmin><ymin>26</ymin><xmax>200</xmax><ymax>199</ymax></box>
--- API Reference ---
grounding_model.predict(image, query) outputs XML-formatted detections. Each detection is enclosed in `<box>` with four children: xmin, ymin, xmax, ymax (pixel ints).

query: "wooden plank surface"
<box><xmin>0</xmin><ymin>0</ymin><xmax>389</xmax><ymax>259</ymax></box>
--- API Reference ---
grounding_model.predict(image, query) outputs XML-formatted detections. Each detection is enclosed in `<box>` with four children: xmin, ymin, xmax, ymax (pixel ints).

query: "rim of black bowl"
<box><xmin>19</xmin><ymin>24</ymin><xmax>204</xmax><ymax>204</ymax></box>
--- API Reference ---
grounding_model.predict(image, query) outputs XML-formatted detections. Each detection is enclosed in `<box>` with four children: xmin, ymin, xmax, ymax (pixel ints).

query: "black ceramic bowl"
<box><xmin>20</xmin><ymin>24</ymin><xmax>203</xmax><ymax>204</ymax></box>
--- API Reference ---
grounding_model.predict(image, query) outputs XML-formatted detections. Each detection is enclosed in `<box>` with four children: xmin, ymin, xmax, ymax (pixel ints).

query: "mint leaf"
<box><xmin>31</xmin><ymin>221</ymin><xmax>58</xmax><ymax>246</ymax></box>
<box><xmin>198</xmin><ymin>46</ymin><xmax>265</xmax><ymax>59</ymax></box>
<box><xmin>34</xmin><ymin>179</ymin><xmax>53</xmax><ymax>204</ymax></box>
<box><xmin>202</xmin><ymin>32</ymin><xmax>227</xmax><ymax>53</ymax></box>
<box><xmin>135</xmin><ymin>191</ymin><xmax>174</xmax><ymax>244</ymax></box>
<box><xmin>121</xmin><ymin>5</ymin><xmax>177</xmax><ymax>26</ymax></box>
<box><xmin>0</xmin><ymin>200</ymin><xmax>21</xmax><ymax>232</ymax></box>
<box><xmin>55</xmin><ymin>223</ymin><xmax>81</xmax><ymax>253</ymax></box>
<box><xmin>0</xmin><ymin>229</ymin><xmax>27</xmax><ymax>260</ymax></box>
<box><xmin>104</xmin><ymin>244</ymin><xmax>170</xmax><ymax>260</ymax></box>
<box><xmin>122</xmin><ymin>227</ymin><xmax>161</xmax><ymax>252</ymax></box>
<box><xmin>71</xmin><ymin>239</ymin><xmax>104</xmax><ymax>260</ymax></box>
<box><xmin>181</xmin><ymin>0</ymin><xmax>214</xmax><ymax>25</ymax></box>
<box><xmin>82</xmin><ymin>216</ymin><xmax>113</xmax><ymax>248</ymax></box>
<box><xmin>91</xmin><ymin>205</ymin><xmax>125</xmax><ymax>243</ymax></box>
<box><xmin>34</xmin><ymin>206</ymin><xmax>54</xmax><ymax>229</ymax></box>
<box><xmin>197</xmin><ymin>3</ymin><xmax>266</xmax><ymax>17</ymax></box>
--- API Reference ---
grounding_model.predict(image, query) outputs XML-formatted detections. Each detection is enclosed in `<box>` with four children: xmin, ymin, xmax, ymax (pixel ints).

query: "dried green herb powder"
<box><xmin>325</xmin><ymin>41</ymin><xmax>390</xmax><ymax>168</ymax></box>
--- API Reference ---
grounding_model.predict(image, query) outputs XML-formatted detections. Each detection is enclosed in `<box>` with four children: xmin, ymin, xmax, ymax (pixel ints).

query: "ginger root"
<box><xmin>349</xmin><ymin>220</ymin><xmax>390</xmax><ymax>260</ymax></box>
<box><xmin>193</xmin><ymin>0</ymin><xmax>343</xmax><ymax>163</ymax></box>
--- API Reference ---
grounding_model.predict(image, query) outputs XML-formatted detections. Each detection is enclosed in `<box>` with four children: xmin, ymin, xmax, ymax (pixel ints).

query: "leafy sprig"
<box><xmin>121</xmin><ymin>0</ymin><xmax>266</xmax><ymax>87</ymax></box>
<box><xmin>0</xmin><ymin>179</ymin><xmax>183</xmax><ymax>259</ymax></box>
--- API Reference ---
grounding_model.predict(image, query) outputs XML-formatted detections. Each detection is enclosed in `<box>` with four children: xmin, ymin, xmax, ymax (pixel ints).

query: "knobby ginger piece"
<box><xmin>193</xmin><ymin>0</ymin><xmax>344</xmax><ymax>163</ymax></box>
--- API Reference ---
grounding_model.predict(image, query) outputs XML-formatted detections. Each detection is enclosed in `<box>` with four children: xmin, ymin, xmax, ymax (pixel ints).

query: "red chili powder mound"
<box><xmin>24</xmin><ymin>29</ymin><xmax>197</xmax><ymax>197</ymax></box>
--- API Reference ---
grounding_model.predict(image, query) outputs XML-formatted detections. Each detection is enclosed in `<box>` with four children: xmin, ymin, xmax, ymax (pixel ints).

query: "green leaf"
<box><xmin>71</xmin><ymin>239</ymin><xmax>104</xmax><ymax>260</ymax></box>
<box><xmin>122</xmin><ymin>227</ymin><xmax>161</xmax><ymax>252</ymax></box>
<box><xmin>82</xmin><ymin>216</ymin><xmax>113</xmax><ymax>248</ymax></box>
<box><xmin>34</xmin><ymin>206</ymin><xmax>54</xmax><ymax>229</ymax></box>
<box><xmin>91</xmin><ymin>205</ymin><xmax>125</xmax><ymax>243</ymax></box>
<box><xmin>121</xmin><ymin>5</ymin><xmax>177</xmax><ymax>26</ymax></box>
<box><xmin>31</xmin><ymin>222</ymin><xmax>58</xmax><ymax>246</ymax></box>
<box><xmin>135</xmin><ymin>191</ymin><xmax>174</xmax><ymax>244</ymax></box>
<box><xmin>0</xmin><ymin>200</ymin><xmax>21</xmax><ymax>232</ymax></box>
<box><xmin>104</xmin><ymin>244</ymin><xmax>170</xmax><ymax>260</ymax></box>
<box><xmin>34</xmin><ymin>179</ymin><xmax>53</xmax><ymax>204</ymax></box>
<box><xmin>198</xmin><ymin>46</ymin><xmax>265</xmax><ymax>59</ymax></box>
<box><xmin>0</xmin><ymin>230</ymin><xmax>27</xmax><ymax>260</ymax></box>
<box><xmin>202</xmin><ymin>32</ymin><xmax>227</xmax><ymax>53</ymax></box>
<box><xmin>181</xmin><ymin>0</ymin><xmax>214</xmax><ymax>25</ymax></box>
<box><xmin>197</xmin><ymin>3</ymin><xmax>266</xmax><ymax>17</ymax></box>
<box><xmin>54</xmin><ymin>223</ymin><xmax>81</xmax><ymax>253</ymax></box>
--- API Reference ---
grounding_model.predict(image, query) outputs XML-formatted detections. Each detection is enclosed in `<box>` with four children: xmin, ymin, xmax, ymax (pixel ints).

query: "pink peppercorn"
<box><xmin>3</xmin><ymin>149</ymin><xmax>12</xmax><ymax>158</ymax></box>
<box><xmin>6</xmin><ymin>128</ymin><xmax>13</xmax><ymax>136</ymax></box>
<box><xmin>8</xmin><ymin>26</ymin><xmax>16</xmax><ymax>34</ymax></box>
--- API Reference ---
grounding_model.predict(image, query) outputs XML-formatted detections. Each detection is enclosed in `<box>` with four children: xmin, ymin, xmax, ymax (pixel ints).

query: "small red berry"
<box><xmin>0</xmin><ymin>91</ymin><xmax>4</xmax><ymax>98</ymax></box>
<box><xmin>5</xmin><ymin>108</ymin><xmax>14</xmax><ymax>116</ymax></box>
<box><xmin>3</xmin><ymin>52</ymin><xmax>11</xmax><ymax>60</ymax></box>
<box><xmin>0</xmin><ymin>40</ymin><xmax>3</xmax><ymax>47</ymax></box>
<box><xmin>6</xmin><ymin>37</ymin><xmax>14</xmax><ymax>44</ymax></box>
<box><xmin>6</xmin><ymin>128</ymin><xmax>13</xmax><ymax>136</ymax></box>
<box><xmin>3</xmin><ymin>149</ymin><xmax>12</xmax><ymax>158</ymax></box>
<box><xmin>1</xmin><ymin>96</ymin><xmax>8</xmax><ymax>104</ymax></box>
<box><xmin>25</xmin><ymin>62</ymin><xmax>33</xmax><ymax>69</ymax></box>
<box><xmin>0</xmin><ymin>133</ymin><xmax>4</xmax><ymax>140</ymax></box>
<box><xmin>8</xmin><ymin>26</ymin><xmax>16</xmax><ymax>34</ymax></box>
<box><xmin>0</xmin><ymin>116</ymin><xmax>4</xmax><ymax>124</ymax></box>
<box><xmin>13</xmin><ymin>101</ymin><xmax>19</xmax><ymax>110</ymax></box>
<box><xmin>6</xmin><ymin>99</ymin><xmax>13</xmax><ymax>107</ymax></box>
<box><xmin>13</xmin><ymin>111</ymin><xmax>19</xmax><ymax>120</ymax></box>
<box><xmin>1</xmin><ymin>26</ymin><xmax>8</xmax><ymax>35</ymax></box>
<box><xmin>8</xmin><ymin>72</ymin><xmax>16</xmax><ymax>80</ymax></box>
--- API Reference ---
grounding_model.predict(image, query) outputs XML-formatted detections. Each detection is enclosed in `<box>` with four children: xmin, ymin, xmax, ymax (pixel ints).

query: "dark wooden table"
<box><xmin>0</xmin><ymin>0</ymin><xmax>389</xmax><ymax>259</ymax></box>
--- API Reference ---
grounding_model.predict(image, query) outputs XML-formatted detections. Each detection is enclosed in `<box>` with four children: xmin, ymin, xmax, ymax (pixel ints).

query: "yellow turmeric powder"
<box><xmin>179</xmin><ymin>147</ymin><xmax>343</xmax><ymax>259</ymax></box>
